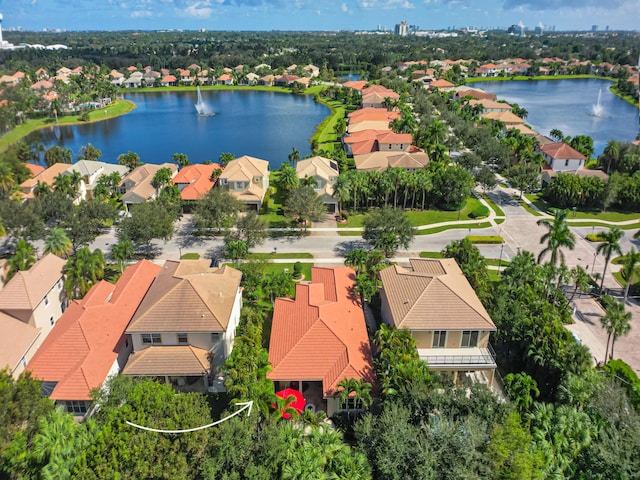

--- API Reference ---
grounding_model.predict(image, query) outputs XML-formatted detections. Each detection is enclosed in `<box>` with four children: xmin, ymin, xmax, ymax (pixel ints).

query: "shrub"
<box><xmin>586</xmin><ymin>233</ymin><xmax>606</xmax><ymax>242</ymax></box>
<box><xmin>465</xmin><ymin>235</ymin><xmax>504</xmax><ymax>244</ymax></box>
<box><xmin>293</xmin><ymin>261</ymin><xmax>303</xmax><ymax>279</ymax></box>
<box><xmin>180</xmin><ymin>253</ymin><xmax>200</xmax><ymax>260</ymax></box>
<box><xmin>603</xmin><ymin>359</ymin><xmax>640</xmax><ymax>408</ymax></box>
<box><xmin>79</xmin><ymin>111</ymin><xmax>91</xmax><ymax>122</ymax></box>
<box><xmin>337</xmin><ymin>210</ymin><xmax>349</xmax><ymax>221</ymax></box>
<box><xmin>469</xmin><ymin>205</ymin><xmax>490</xmax><ymax>219</ymax></box>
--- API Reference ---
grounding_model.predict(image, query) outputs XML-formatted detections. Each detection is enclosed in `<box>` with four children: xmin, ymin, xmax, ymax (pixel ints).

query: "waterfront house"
<box><xmin>217</xmin><ymin>74</ymin><xmax>233</xmax><ymax>85</ymax></box>
<box><xmin>379</xmin><ymin>258</ymin><xmax>497</xmax><ymax>387</ymax></box>
<box><xmin>119</xmin><ymin>163</ymin><xmax>178</xmax><ymax>210</ymax></box>
<box><xmin>268</xmin><ymin>267</ymin><xmax>375</xmax><ymax>415</ymax></box>
<box><xmin>123</xmin><ymin>261</ymin><xmax>242</xmax><ymax>393</ymax></box>
<box><xmin>540</xmin><ymin>142</ymin><xmax>587</xmax><ymax>172</ymax></box>
<box><xmin>27</xmin><ymin>260</ymin><xmax>161</xmax><ymax>417</ymax></box>
<box><xmin>218</xmin><ymin>156</ymin><xmax>269</xmax><ymax>211</ymax></box>
<box><xmin>295</xmin><ymin>156</ymin><xmax>339</xmax><ymax>213</ymax></box>
<box><xmin>173</xmin><ymin>163</ymin><xmax>223</xmax><ymax>205</ymax></box>
<box><xmin>64</xmin><ymin>160</ymin><xmax>128</xmax><ymax>202</ymax></box>
<box><xmin>0</xmin><ymin>254</ymin><xmax>67</xmax><ymax>378</ymax></box>
<box><xmin>124</xmin><ymin>71</ymin><xmax>143</xmax><ymax>88</ymax></box>
<box><xmin>161</xmin><ymin>75</ymin><xmax>177</xmax><ymax>87</ymax></box>
<box><xmin>19</xmin><ymin>163</ymin><xmax>70</xmax><ymax>200</ymax></box>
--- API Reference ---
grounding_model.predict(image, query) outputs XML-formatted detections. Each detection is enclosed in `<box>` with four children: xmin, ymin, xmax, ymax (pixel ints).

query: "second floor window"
<box><xmin>432</xmin><ymin>331</ymin><xmax>446</xmax><ymax>348</ymax></box>
<box><xmin>142</xmin><ymin>333</ymin><xmax>162</xmax><ymax>344</ymax></box>
<box><xmin>461</xmin><ymin>331</ymin><xmax>479</xmax><ymax>348</ymax></box>
<box><xmin>177</xmin><ymin>333</ymin><xmax>188</xmax><ymax>344</ymax></box>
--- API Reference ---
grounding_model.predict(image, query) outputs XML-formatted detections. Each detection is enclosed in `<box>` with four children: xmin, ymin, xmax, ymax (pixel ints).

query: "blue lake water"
<box><xmin>471</xmin><ymin>79</ymin><xmax>639</xmax><ymax>155</ymax></box>
<box><xmin>29</xmin><ymin>90</ymin><xmax>329</xmax><ymax>168</ymax></box>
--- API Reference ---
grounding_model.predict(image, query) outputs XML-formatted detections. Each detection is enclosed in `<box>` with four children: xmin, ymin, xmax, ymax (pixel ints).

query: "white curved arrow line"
<box><xmin>125</xmin><ymin>400</ymin><xmax>253</xmax><ymax>434</ymax></box>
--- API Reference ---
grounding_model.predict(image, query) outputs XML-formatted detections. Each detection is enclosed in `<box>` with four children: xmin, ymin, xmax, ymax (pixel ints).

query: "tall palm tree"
<box><xmin>569</xmin><ymin>265</ymin><xmax>591</xmax><ymax>302</ymax></box>
<box><xmin>276</xmin><ymin>163</ymin><xmax>299</xmax><ymax>196</ymax></box>
<box><xmin>63</xmin><ymin>247</ymin><xmax>105</xmax><ymax>299</ymax></box>
<box><xmin>537</xmin><ymin>209</ymin><xmax>576</xmax><ymax>265</ymax></box>
<box><xmin>0</xmin><ymin>163</ymin><xmax>15</xmax><ymax>195</ymax></box>
<box><xmin>7</xmin><ymin>239</ymin><xmax>36</xmax><ymax>280</ymax></box>
<box><xmin>620</xmin><ymin>247</ymin><xmax>640</xmax><ymax>303</ymax></box>
<box><xmin>44</xmin><ymin>227</ymin><xmax>72</xmax><ymax>258</ymax></box>
<box><xmin>602</xmin><ymin>139</ymin><xmax>620</xmax><ymax>174</ymax></box>
<box><xmin>344</xmin><ymin>248</ymin><xmax>368</xmax><ymax>276</ymax></box>
<box><xmin>596</xmin><ymin>227</ymin><xmax>623</xmax><ymax>294</ymax></box>
<box><xmin>332</xmin><ymin>174</ymin><xmax>351</xmax><ymax>213</ymax></box>
<box><xmin>600</xmin><ymin>295</ymin><xmax>632</xmax><ymax>362</ymax></box>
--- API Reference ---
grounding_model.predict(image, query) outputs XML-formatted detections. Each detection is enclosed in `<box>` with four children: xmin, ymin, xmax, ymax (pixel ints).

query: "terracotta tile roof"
<box><xmin>351</xmin><ymin>139</ymin><xmax>379</xmax><ymax>156</ymax></box>
<box><xmin>218</xmin><ymin>74</ymin><xmax>233</xmax><ymax>81</ymax></box>
<box><xmin>268</xmin><ymin>267</ymin><xmax>375</xmax><ymax>397</ymax></box>
<box><xmin>343</xmin><ymin>129</ymin><xmax>390</xmax><ymax>144</ymax></box>
<box><xmin>161</xmin><ymin>75</ymin><xmax>177</xmax><ymax>83</ymax></box>
<box><xmin>348</xmin><ymin>120</ymin><xmax>394</xmax><ymax>134</ymax></box>
<box><xmin>24</xmin><ymin>163</ymin><xmax>45</xmax><ymax>176</ymax></box>
<box><xmin>361</xmin><ymin>85</ymin><xmax>399</xmax><ymax>99</ymax></box>
<box><xmin>506</xmin><ymin>124</ymin><xmax>538</xmax><ymax>136</ymax></box>
<box><xmin>379</xmin><ymin>258</ymin><xmax>496</xmax><ymax>331</ymax></box>
<box><xmin>429</xmin><ymin>79</ymin><xmax>455</xmax><ymax>88</ymax></box>
<box><xmin>20</xmin><ymin>163</ymin><xmax>70</xmax><ymax>198</ymax></box>
<box><xmin>343</xmin><ymin>80</ymin><xmax>368</xmax><ymax>91</ymax></box>
<box><xmin>377</xmin><ymin>131</ymin><xmax>413</xmax><ymax>144</ymax></box>
<box><xmin>0</xmin><ymin>254</ymin><xmax>65</xmax><ymax>310</ymax></box>
<box><xmin>123</xmin><ymin>345</ymin><xmax>210</xmax><ymax>376</ymax></box>
<box><xmin>540</xmin><ymin>142</ymin><xmax>586</xmax><ymax>161</ymax></box>
<box><xmin>0</xmin><ymin>311</ymin><xmax>41</xmax><ymax>374</ymax></box>
<box><xmin>454</xmin><ymin>88</ymin><xmax>497</xmax><ymax>100</ymax></box>
<box><xmin>348</xmin><ymin>107</ymin><xmax>401</xmax><ymax>122</ymax></box>
<box><xmin>27</xmin><ymin>260</ymin><xmax>161</xmax><ymax>401</ymax></box>
<box><xmin>127</xmin><ymin>261</ymin><xmax>242</xmax><ymax>334</ymax></box>
<box><xmin>173</xmin><ymin>163</ymin><xmax>222</xmax><ymax>201</ymax></box>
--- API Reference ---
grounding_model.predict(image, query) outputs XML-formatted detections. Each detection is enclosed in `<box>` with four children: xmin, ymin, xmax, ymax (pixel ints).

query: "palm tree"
<box><xmin>596</xmin><ymin>227</ymin><xmax>623</xmax><ymax>294</ymax></box>
<box><xmin>537</xmin><ymin>209</ymin><xmax>576</xmax><ymax>265</ymax></box>
<box><xmin>44</xmin><ymin>227</ymin><xmax>72</xmax><ymax>258</ymax></box>
<box><xmin>503</xmin><ymin>372</ymin><xmax>539</xmax><ymax>413</ymax></box>
<box><xmin>569</xmin><ymin>265</ymin><xmax>591</xmax><ymax>302</ymax></box>
<box><xmin>336</xmin><ymin>377</ymin><xmax>373</xmax><ymax>410</ymax></box>
<box><xmin>344</xmin><ymin>248</ymin><xmax>367</xmax><ymax>276</ymax></box>
<box><xmin>63</xmin><ymin>247</ymin><xmax>105</xmax><ymax>299</ymax></box>
<box><xmin>601</xmin><ymin>139</ymin><xmax>620</xmax><ymax>174</ymax></box>
<box><xmin>224</xmin><ymin>239</ymin><xmax>248</xmax><ymax>265</ymax></box>
<box><xmin>276</xmin><ymin>163</ymin><xmax>299</xmax><ymax>196</ymax></box>
<box><xmin>7</xmin><ymin>239</ymin><xmax>36</xmax><ymax>280</ymax></box>
<box><xmin>0</xmin><ymin>163</ymin><xmax>15</xmax><ymax>195</ymax></box>
<box><xmin>332</xmin><ymin>174</ymin><xmax>351</xmax><ymax>213</ymax></box>
<box><xmin>600</xmin><ymin>295</ymin><xmax>632</xmax><ymax>362</ymax></box>
<box><xmin>110</xmin><ymin>240</ymin><xmax>135</xmax><ymax>273</ymax></box>
<box><xmin>288</xmin><ymin>147</ymin><xmax>300</xmax><ymax>165</ymax></box>
<box><xmin>620</xmin><ymin>247</ymin><xmax>640</xmax><ymax>303</ymax></box>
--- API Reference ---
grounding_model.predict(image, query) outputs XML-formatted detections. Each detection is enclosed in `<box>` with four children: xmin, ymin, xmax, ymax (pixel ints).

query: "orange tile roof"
<box><xmin>541</xmin><ymin>142</ymin><xmax>586</xmax><ymax>161</ymax></box>
<box><xmin>27</xmin><ymin>260</ymin><xmax>161</xmax><ymax>401</ymax></box>
<box><xmin>343</xmin><ymin>80</ymin><xmax>368</xmax><ymax>91</ymax></box>
<box><xmin>429</xmin><ymin>79</ymin><xmax>455</xmax><ymax>88</ymax></box>
<box><xmin>173</xmin><ymin>163</ymin><xmax>222</xmax><ymax>201</ymax></box>
<box><xmin>161</xmin><ymin>75</ymin><xmax>177</xmax><ymax>83</ymax></box>
<box><xmin>24</xmin><ymin>163</ymin><xmax>45</xmax><ymax>176</ymax></box>
<box><xmin>268</xmin><ymin>267</ymin><xmax>375</xmax><ymax>397</ymax></box>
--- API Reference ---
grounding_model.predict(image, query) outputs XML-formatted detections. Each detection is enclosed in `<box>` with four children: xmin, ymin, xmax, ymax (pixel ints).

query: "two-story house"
<box><xmin>268</xmin><ymin>267</ymin><xmax>375</xmax><ymax>416</ymax></box>
<box><xmin>0</xmin><ymin>254</ymin><xmax>67</xmax><ymax>377</ymax></box>
<box><xmin>27</xmin><ymin>260</ymin><xmax>161</xmax><ymax>417</ymax></box>
<box><xmin>295</xmin><ymin>156</ymin><xmax>339</xmax><ymax>213</ymax></box>
<box><xmin>119</xmin><ymin>163</ymin><xmax>178</xmax><ymax>210</ymax></box>
<box><xmin>540</xmin><ymin>142</ymin><xmax>587</xmax><ymax>172</ymax></box>
<box><xmin>218</xmin><ymin>155</ymin><xmax>269</xmax><ymax>211</ymax></box>
<box><xmin>379</xmin><ymin>258</ymin><xmax>497</xmax><ymax>387</ymax></box>
<box><xmin>65</xmin><ymin>160</ymin><xmax>128</xmax><ymax>202</ymax></box>
<box><xmin>123</xmin><ymin>260</ymin><xmax>243</xmax><ymax>393</ymax></box>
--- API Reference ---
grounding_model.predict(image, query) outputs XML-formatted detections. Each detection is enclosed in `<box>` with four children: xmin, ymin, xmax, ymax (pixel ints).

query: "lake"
<box><xmin>29</xmin><ymin>90</ymin><xmax>329</xmax><ymax>168</ymax></box>
<box><xmin>470</xmin><ymin>79</ymin><xmax>639</xmax><ymax>155</ymax></box>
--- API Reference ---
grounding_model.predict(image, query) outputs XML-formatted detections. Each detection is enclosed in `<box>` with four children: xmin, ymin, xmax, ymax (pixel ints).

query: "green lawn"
<box><xmin>466</xmin><ymin>74</ymin><xmax>610</xmax><ymax>83</ymax></box>
<box><xmin>524</xmin><ymin>193</ymin><xmax>640</xmax><ymax>222</ymax></box>
<box><xmin>419</xmin><ymin>251</ymin><xmax>445</xmax><ymax>258</ymax></box>
<box><xmin>482</xmin><ymin>195</ymin><xmax>505</xmax><ymax>217</ymax></box>
<box><xmin>180</xmin><ymin>253</ymin><xmax>201</xmax><ymax>260</ymax></box>
<box><xmin>415</xmin><ymin>221</ymin><xmax>493</xmax><ymax>235</ymax></box>
<box><xmin>485</xmin><ymin>258</ymin><xmax>511</xmax><ymax>267</ymax></box>
<box><xmin>0</xmin><ymin>99</ymin><xmax>135</xmax><ymax>152</ymax></box>
<box><xmin>263</xmin><ymin>262</ymin><xmax>313</xmax><ymax>280</ymax></box>
<box><xmin>311</xmin><ymin>97</ymin><xmax>346</xmax><ymax>154</ymax></box>
<box><xmin>569</xmin><ymin>221</ymin><xmax>640</xmax><ymax>230</ymax></box>
<box><xmin>339</xmin><ymin>198</ymin><xmax>483</xmax><ymax>228</ymax></box>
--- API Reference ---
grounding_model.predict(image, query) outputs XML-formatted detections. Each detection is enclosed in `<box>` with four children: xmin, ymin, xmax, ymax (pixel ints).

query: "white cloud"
<box><xmin>131</xmin><ymin>9</ymin><xmax>153</xmax><ymax>17</ymax></box>
<box><xmin>180</xmin><ymin>0</ymin><xmax>214</xmax><ymax>18</ymax></box>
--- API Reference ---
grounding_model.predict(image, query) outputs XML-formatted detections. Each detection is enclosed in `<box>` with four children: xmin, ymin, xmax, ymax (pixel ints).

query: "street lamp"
<box><xmin>591</xmin><ymin>251</ymin><xmax>598</xmax><ymax>274</ymax></box>
<box><xmin>179</xmin><ymin>247</ymin><xmax>182</xmax><ymax>260</ymax></box>
<box><xmin>498</xmin><ymin>244</ymin><xmax>504</xmax><ymax>271</ymax></box>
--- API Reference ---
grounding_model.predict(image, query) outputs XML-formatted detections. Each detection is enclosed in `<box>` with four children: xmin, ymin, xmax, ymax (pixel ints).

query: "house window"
<box><xmin>57</xmin><ymin>280</ymin><xmax>62</xmax><ymax>291</ymax></box>
<box><xmin>177</xmin><ymin>333</ymin><xmax>188</xmax><ymax>344</ymax></box>
<box><xmin>65</xmin><ymin>400</ymin><xmax>88</xmax><ymax>415</ymax></box>
<box><xmin>50</xmin><ymin>316</ymin><xmax>54</xmax><ymax>326</ymax></box>
<box><xmin>44</xmin><ymin>296</ymin><xmax>49</xmax><ymax>307</ymax></box>
<box><xmin>339</xmin><ymin>397</ymin><xmax>363</xmax><ymax>410</ymax></box>
<box><xmin>564</xmin><ymin>159</ymin><xmax>569</xmax><ymax>167</ymax></box>
<box><xmin>388</xmin><ymin>144</ymin><xmax>392</xmax><ymax>150</ymax></box>
<box><xmin>142</xmin><ymin>333</ymin><xmax>162</xmax><ymax>344</ymax></box>
<box><xmin>42</xmin><ymin>382</ymin><xmax>58</xmax><ymax>397</ymax></box>
<box><xmin>253</xmin><ymin>176</ymin><xmax>261</xmax><ymax>183</ymax></box>
<box><xmin>220</xmin><ymin>178</ymin><xmax>228</xmax><ymax>185</ymax></box>
<box><xmin>461</xmin><ymin>330</ymin><xmax>479</xmax><ymax>348</ymax></box>
<box><xmin>400</xmin><ymin>144</ymin><xmax>404</xmax><ymax>149</ymax></box>
<box><xmin>211</xmin><ymin>333</ymin><xmax>221</xmax><ymax>342</ymax></box>
<box><xmin>432</xmin><ymin>331</ymin><xmax>446</xmax><ymax>348</ymax></box>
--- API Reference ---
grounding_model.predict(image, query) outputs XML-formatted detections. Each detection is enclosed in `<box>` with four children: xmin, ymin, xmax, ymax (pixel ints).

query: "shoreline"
<box><xmin>0</xmin><ymin>85</ymin><xmax>331</xmax><ymax>155</ymax></box>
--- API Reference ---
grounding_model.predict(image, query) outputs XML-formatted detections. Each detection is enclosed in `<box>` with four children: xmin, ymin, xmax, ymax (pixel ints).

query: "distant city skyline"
<box><xmin>0</xmin><ymin>0</ymin><xmax>638</xmax><ymax>32</ymax></box>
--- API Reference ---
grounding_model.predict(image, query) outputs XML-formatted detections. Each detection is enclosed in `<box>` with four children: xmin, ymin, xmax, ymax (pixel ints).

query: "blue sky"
<box><xmin>1</xmin><ymin>0</ymin><xmax>639</xmax><ymax>32</ymax></box>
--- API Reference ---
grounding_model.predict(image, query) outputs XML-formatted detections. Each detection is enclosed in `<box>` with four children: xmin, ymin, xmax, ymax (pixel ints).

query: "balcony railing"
<box><xmin>417</xmin><ymin>343</ymin><xmax>497</xmax><ymax>368</ymax></box>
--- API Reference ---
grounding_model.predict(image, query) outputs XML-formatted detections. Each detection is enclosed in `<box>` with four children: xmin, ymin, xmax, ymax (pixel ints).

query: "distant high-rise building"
<box><xmin>592</xmin><ymin>25</ymin><xmax>598</xmax><ymax>32</ymax></box>
<box><xmin>395</xmin><ymin>21</ymin><xmax>409</xmax><ymax>36</ymax></box>
<box><xmin>0</xmin><ymin>13</ymin><xmax>4</xmax><ymax>47</ymax></box>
